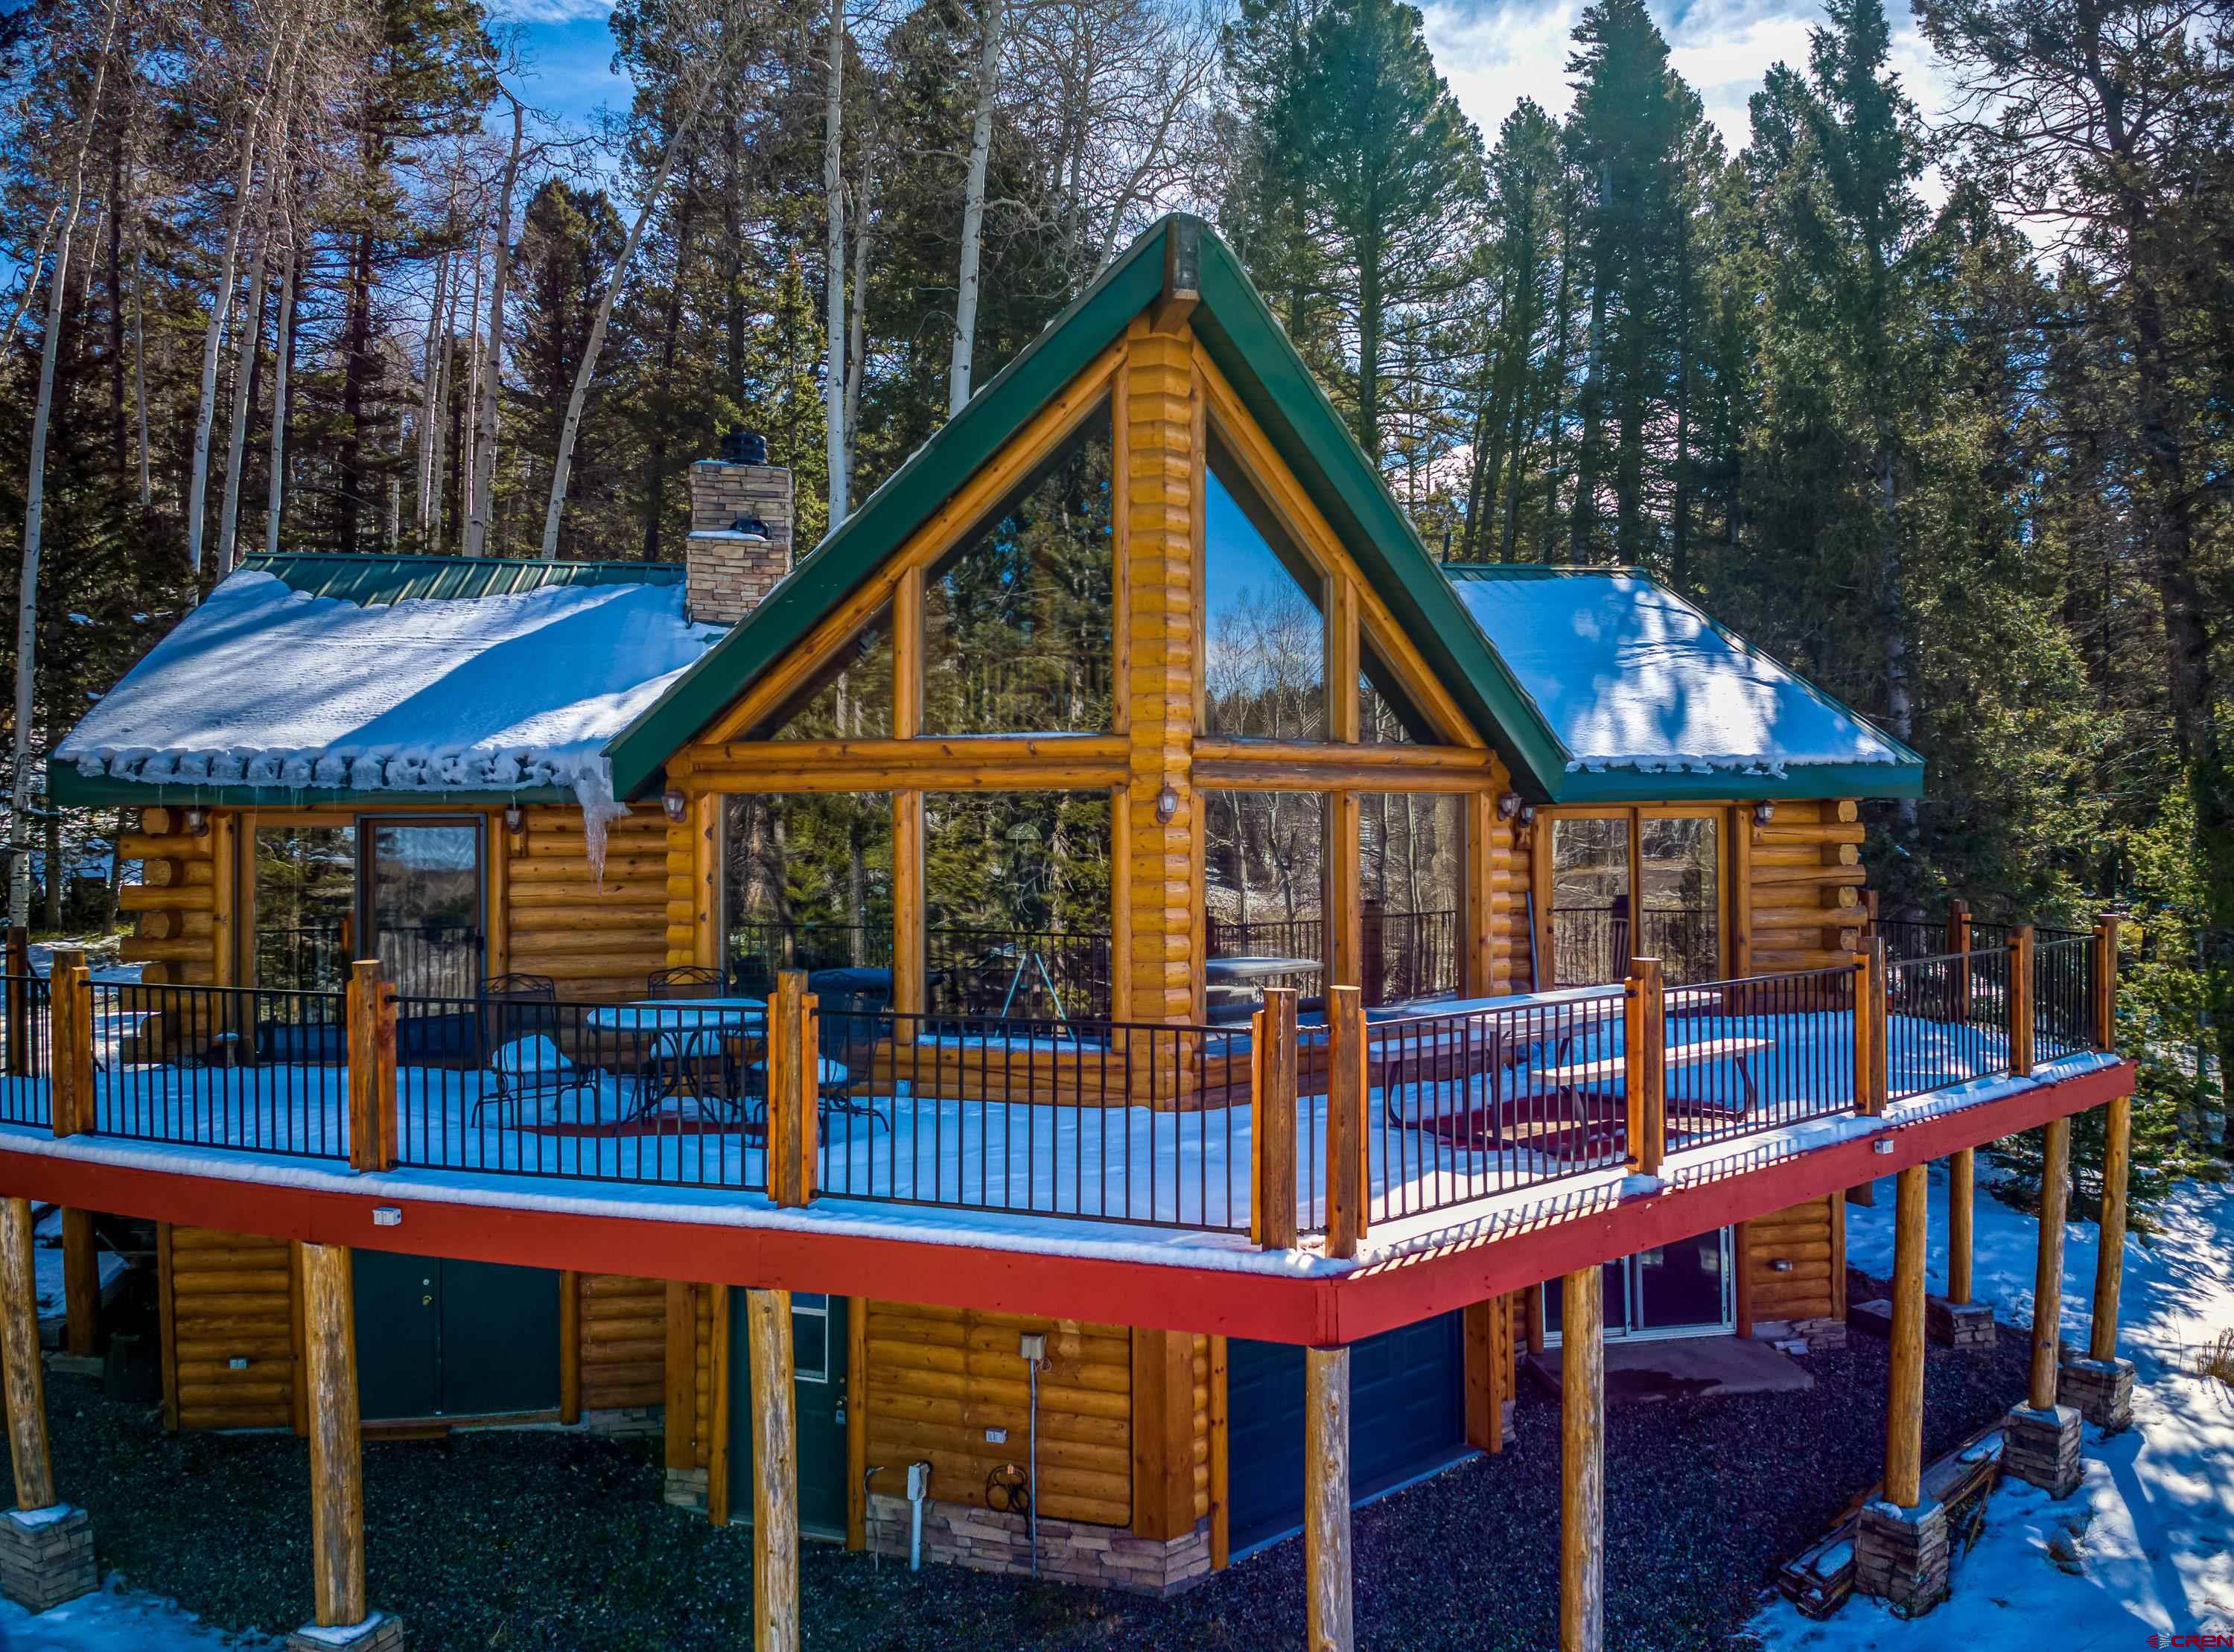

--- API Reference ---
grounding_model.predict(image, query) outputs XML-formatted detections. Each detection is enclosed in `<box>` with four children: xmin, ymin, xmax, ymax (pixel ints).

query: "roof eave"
<box><xmin>1548</xmin><ymin>762</ymin><xmax>1925</xmax><ymax>805</ymax></box>
<box><xmin>47</xmin><ymin>762</ymin><xmax>576</xmax><ymax>811</ymax></box>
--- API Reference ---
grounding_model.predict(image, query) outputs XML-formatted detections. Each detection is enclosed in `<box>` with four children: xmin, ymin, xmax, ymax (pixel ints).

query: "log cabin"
<box><xmin>3</xmin><ymin>217</ymin><xmax>2136</xmax><ymax>1649</ymax></box>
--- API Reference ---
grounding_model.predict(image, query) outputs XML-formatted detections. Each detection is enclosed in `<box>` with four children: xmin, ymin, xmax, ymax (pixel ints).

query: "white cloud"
<box><xmin>1423</xmin><ymin>0</ymin><xmax>1962</xmax><ymax>173</ymax></box>
<box><xmin>486</xmin><ymin>0</ymin><xmax>618</xmax><ymax>24</ymax></box>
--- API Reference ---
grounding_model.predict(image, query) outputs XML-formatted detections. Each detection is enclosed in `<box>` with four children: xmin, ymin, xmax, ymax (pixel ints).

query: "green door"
<box><xmin>353</xmin><ymin>1252</ymin><xmax>561</xmax><ymax>1422</ymax></box>
<box><xmin>729</xmin><ymin>1291</ymin><xmax>850</xmax><ymax>1541</ymax></box>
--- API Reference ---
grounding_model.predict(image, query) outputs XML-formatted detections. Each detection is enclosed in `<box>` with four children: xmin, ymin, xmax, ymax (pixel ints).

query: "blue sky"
<box><xmin>498</xmin><ymin>0</ymin><xmax>1953</xmax><ymax>182</ymax></box>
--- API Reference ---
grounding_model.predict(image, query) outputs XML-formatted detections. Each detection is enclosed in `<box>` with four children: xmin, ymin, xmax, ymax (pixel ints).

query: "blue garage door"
<box><xmin>1226</xmin><ymin>1310</ymin><xmax>1468</xmax><ymax>1554</ymax></box>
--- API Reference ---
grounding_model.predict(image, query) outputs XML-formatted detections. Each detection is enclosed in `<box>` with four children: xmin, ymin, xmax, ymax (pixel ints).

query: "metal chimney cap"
<box><xmin>719</xmin><ymin>430</ymin><xmax>770</xmax><ymax>465</ymax></box>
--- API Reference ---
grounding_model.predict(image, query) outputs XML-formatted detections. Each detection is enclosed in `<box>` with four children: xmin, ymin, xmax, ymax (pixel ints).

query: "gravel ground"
<box><xmin>12</xmin><ymin>1313</ymin><xmax>2032</xmax><ymax>1652</ymax></box>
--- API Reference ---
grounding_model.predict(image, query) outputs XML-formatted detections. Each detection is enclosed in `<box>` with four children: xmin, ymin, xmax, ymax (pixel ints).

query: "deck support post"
<box><xmin>287</xmin><ymin>1241</ymin><xmax>401</xmax><ymax>1651</ymax></box>
<box><xmin>1947</xmin><ymin>1149</ymin><xmax>1973</xmax><ymax>1306</ymax></box>
<box><xmin>1558</xmin><ymin>1264</ymin><xmax>1603</xmax><ymax>1652</ymax></box>
<box><xmin>2066</xmin><ymin>1093</ymin><xmax>2136</xmax><ymax>1430</ymax></box>
<box><xmin>61</xmin><ymin>1209</ymin><xmax>99</xmax><ymax>1357</ymax></box>
<box><xmin>0</xmin><ymin>1196</ymin><xmax>95</xmax><ymax>1611</ymax></box>
<box><xmin>1304</xmin><ymin>1345</ymin><xmax>1352</xmax><ymax>1652</ymax></box>
<box><xmin>748</xmin><ymin>1287</ymin><xmax>801</xmax><ymax>1652</ymax></box>
<box><xmin>2005</xmin><ymin>1114</ymin><xmax>2084</xmax><ymax>1496</ymax></box>
<box><xmin>1854</xmin><ymin>1165</ymin><xmax>1950</xmax><ymax>1613</ymax></box>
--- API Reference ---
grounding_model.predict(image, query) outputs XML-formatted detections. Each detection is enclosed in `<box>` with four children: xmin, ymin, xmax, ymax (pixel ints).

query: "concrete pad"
<box><xmin>1528</xmin><ymin>1336</ymin><xmax>1815</xmax><ymax>1403</ymax></box>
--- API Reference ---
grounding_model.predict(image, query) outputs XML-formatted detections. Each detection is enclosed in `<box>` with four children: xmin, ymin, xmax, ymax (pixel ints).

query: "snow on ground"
<box><xmin>29</xmin><ymin>1206</ymin><xmax>125</xmax><ymax>1324</ymax></box>
<box><xmin>1749</xmin><ymin>1160</ymin><xmax>2234</xmax><ymax>1648</ymax></box>
<box><xmin>0</xmin><ymin>1578</ymin><xmax>273</xmax><ymax>1651</ymax></box>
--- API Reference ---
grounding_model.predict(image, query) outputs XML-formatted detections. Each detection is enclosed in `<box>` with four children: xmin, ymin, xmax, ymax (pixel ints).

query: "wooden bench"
<box><xmin>1536</xmin><ymin>1037</ymin><xmax>1774</xmax><ymax>1112</ymax></box>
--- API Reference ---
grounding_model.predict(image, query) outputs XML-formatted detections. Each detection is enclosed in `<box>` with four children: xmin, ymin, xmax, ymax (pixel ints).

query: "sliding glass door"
<box><xmin>364</xmin><ymin>820</ymin><xmax>485</xmax><ymax>998</ymax></box>
<box><xmin>1543</xmin><ymin>1230</ymin><xmax>1735</xmax><ymax>1342</ymax></box>
<box><xmin>252</xmin><ymin>826</ymin><xmax>357</xmax><ymax>992</ymax></box>
<box><xmin>1547</xmin><ymin>810</ymin><xmax>1725</xmax><ymax>986</ymax></box>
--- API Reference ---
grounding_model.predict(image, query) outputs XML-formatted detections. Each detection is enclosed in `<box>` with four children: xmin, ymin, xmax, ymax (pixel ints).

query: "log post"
<box><xmin>2029</xmin><ymin>1114</ymin><xmax>2069</xmax><ymax>1411</ymax></box>
<box><xmin>1253</xmin><ymin>987</ymin><xmax>1299</xmax><ymax>1250</ymax></box>
<box><xmin>1559</xmin><ymin>1264</ymin><xmax>1604</xmax><ymax>1652</ymax></box>
<box><xmin>1947</xmin><ymin>1147</ymin><xmax>1974</xmax><ymax>1307</ymax></box>
<box><xmin>768</xmin><ymin>972</ymin><xmax>818</xmax><ymax>1208</ymax></box>
<box><xmin>1623</xmin><ymin>957</ymin><xmax>1664</xmax><ymax>1176</ymax></box>
<box><xmin>2092</xmin><ymin>912</ymin><xmax>2121</xmax><ymax>1050</ymax></box>
<box><xmin>748</xmin><ymin>1287</ymin><xmax>801</xmax><ymax>1652</ymax></box>
<box><xmin>1947</xmin><ymin>899</ymin><xmax>1972</xmax><ymax>1024</ymax></box>
<box><xmin>1850</xmin><ymin>948</ymin><xmax>1876</xmax><ymax>1115</ymax></box>
<box><xmin>1324</xmin><ymin>985</ymin><xmax>1367</xmax><ymax>1259</ymax></box>
<box><xmin>299</xmin><ymin>1241</ymin><xmax>366</xmax><ymax>1630</ymax></box>
<box><xmin>1</xmin><ymin>1199</ymin><xmax>57</xmax><ymax>1509</ymax></box>
<box><xmin>1862</xmin><ymin>937</ymin><xmax>1888</xmax><ymax>1113</ymax></box>
<box><xmin>48</xmin><ymin>948</ymin><xmax>91</xmax><ymax>1138</ymax></box>
<box><xmin>2089</xmin><ymin>1095</ymin><xmax>2131</xmax><ymax>1363</ymax></box>
<box><xmin>2008</xmin><ymin>925</ymin><xmax>2035</xmax><ymax>1078</ymax></box>
<box><xmin>558</xmin><ymin>1271</ymin><xmax>582</xmax><ymax>1426</ymax></box>
<box><xmin>60</xmin><ymin>1209</ymin><xmax>98</xmax><ymax>1358</ymax></box>
<box><xmin>1885</xmin><ymin>1164</ymin><xmax>1928</xmax><ymax>1507</ymax></box>
<box><xmin>3</xmin><ymin>925</ymin><xmax>25</xmax><ymax>1078</ymax></box>
<box><xmin>346</xmin><ymin>962</ymin><xmax>396</xmax><ymax>1173</ymax></box>
<box><xmin>1304</xmin><ymin>1345</ymin><xmax>1352</xmax><ymax>1652</ymax></box>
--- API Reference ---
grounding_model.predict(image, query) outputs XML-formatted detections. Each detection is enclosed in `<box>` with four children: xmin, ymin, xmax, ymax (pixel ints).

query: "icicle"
<box><xmin>570</xmin><ymin>762</ymin><xmax>631</xmax><ymax>893</ymax></box>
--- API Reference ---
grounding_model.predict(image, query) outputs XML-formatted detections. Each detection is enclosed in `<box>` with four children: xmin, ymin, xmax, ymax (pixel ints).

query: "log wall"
<box><xmin>1742</xmin><ymin>1195</ymin><xmax>1839</xmax><ymax>1324</ymax></box>
<box><xmin>1745</xmin><ymin>799</ymin><xmax>1868</xmax><ymax>973</ymax></box>
<box><xmin>579</xmin><ymin>1274</ymin><xmax>666</xmax><ymax>1411</ymax></box>
<box><xmin>862</xmin><ymin>1301</ymin><xmax>1134</xmax><ymax>1527</ymax></box>
<box><xmin>162</xmin><ymin>1223</ymin><xmax>297</xmax><ymax>1431</ymax></box>
<box><xmin>118</xmin><ymin>809</ymin><xmax>224</xmax><ymax>985</ymax></box>
<box><xmin>506</xmin><ymin>806</ymin><xmax>671</xmax><ymax>999</ymax></box>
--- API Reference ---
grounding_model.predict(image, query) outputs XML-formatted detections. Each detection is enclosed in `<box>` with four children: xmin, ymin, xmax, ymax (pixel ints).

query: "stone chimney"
<box><xmin>686</xmin><ymin>430</ymin><xmax>793</xmax><ymax>626</ymax></box>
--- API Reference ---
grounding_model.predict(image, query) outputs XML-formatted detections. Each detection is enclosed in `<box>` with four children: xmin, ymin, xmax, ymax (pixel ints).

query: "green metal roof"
<box><xmin>600</xmin><ymin>215</ymin><xmax>1924</xmax><ymax>807</ymax></box>
<box><xmin>244</xmin><ymin>552</ymin><xmax>681</xmax><ymax>606</ymax></box>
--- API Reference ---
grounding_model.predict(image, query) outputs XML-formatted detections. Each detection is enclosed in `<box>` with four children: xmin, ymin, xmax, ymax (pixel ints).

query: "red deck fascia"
<box><xmin>0</xmin><ymin>1060</ymin><xmax>2133</xmax><ymax>1346</ymax></box>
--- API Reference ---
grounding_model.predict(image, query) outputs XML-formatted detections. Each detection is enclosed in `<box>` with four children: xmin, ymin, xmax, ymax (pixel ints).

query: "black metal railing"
<box><xmin>253</xmin><ymin>923</ymin><xmax>351</xmax><ymax>994</ymax></box>
<box><xmin>1549</xmin><ymin>905</ymin><xmax>1719</xmax><ymax>987</ymax></box>
<box><xmin>1887</xmin><ymin>945</ymin><xmax>2011</xmax><ymax>1101</ymax></box>
<box><xmin>0</xmin><ymin>973</ymin><xmax>51</xmax><ymax>1127</ymax></box>
<box><xmin>725</xmin><ymin>923</ymin><xmax>1114</xmax><ymax>1020</ymax></box>
<box><xmin>815</xmin><ymin>1007</ymin><xmax>1247</xmax><ymax>1231</ymax></box>
<box><xmin>1360</xmin><ymin>989</ymin><xmax>1630</xmax><ymax>1226</ymax></box>
<box><xmin>90</xmin><ymin>979</ymin><xmax>348</xmax><ymax>1158</ymax></box>
<box><xmin>1661</xmin><ymin>966</ymin><xmax>1859</xmax><ymax>1152</ymax></box>
<box><xmin>2036</xmin><ymin>934</ymin><xmax>2094</xmax><ymax>1060</ymax></box>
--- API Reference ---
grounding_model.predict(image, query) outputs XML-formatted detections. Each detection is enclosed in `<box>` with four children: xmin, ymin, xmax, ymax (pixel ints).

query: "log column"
<box><xmin>2004</xmin><ymin>1116</ymin><xmax>2085</xmax><ymax>1496</ymax></box>
<box><xmin>2065</xmin><ymin>1094</ymin><xmax>2138</xmax><ymax>1430</ymax></box>
<box><xmin>1931</xmin><ymin>1146</ymin><xmax>1995</xmax><ymax>1350</ymax></box>
<box><xmin>287</xmin><ymin>1242</ymin><xmax>401</xmax><ymax>1652</ymax></box>
<box><xmin>60</xmin><ymin>1208</ymin><xmax>98</xmax><ymax>1359</ymax></box>
<box><xmin>0</xmin><ymin>1196</ymin><xmax>95</xmax><ymax>1611</ymax></box>
<box><xmin>1853</xmin><ymin>1166</ymin><xmax>1950</xmax><ymax>1613</ymax></box>
<box><xmin>1304</xmin><ymin>1346</ymin><xmax>1352</xmax><ymax>1652</ymax></box>
<box><xmin>1558</xmin><ymin>1265</ymin><xmax>1603</xmax><ymax>1652</ymax></box>
<box><xmin>748</xmin><ymin>1288</ymin><xmax>801</xmax><ymax>1652</ymax></box>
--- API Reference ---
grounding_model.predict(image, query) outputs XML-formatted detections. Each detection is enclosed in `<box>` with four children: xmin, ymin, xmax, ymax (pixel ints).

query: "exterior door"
<box><xmin>362</xmin><ymin>818</ymin><xmax>485</xmax><ymax>999</ymax></box>
<box><xmin>1544</xmin><ymin>1229</ymin><xmax>1736</xmax><ymax>1343</ymax></box>
<box><xmin>353</xmin><ymin>1251</ymin><xmax>561</xmax><ymax>1421</ymax></box>
<box><xmin>729</xmin><ymin>1290</ymin><xmax>851</xmax><ymax>1541</ymax></box>
<box><xmin>1226</xmin><ymin>1310</ymin><xmax>1468</xmax><ymax>1556</ymax></box>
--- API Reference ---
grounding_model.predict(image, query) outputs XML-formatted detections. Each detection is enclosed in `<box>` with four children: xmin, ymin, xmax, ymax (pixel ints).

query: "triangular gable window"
<box><xmin>1203</xmin><ymin>441</ymin><xmax>1326</xmax><ymax>739</ymax></box>
<box><xmin>1359</xmin><ymin>642</ymin><xmax>1436</xmax><ymax>744</ymax></box>
<box><xmin>923</xmin><ymin>404</ymin><xmax>1115</xmax><ymax>736</ymax></box>
<box><xmin>745</xmin><ymin>604</ymin><xmax>894</xmax><ymax>741</ymax></box>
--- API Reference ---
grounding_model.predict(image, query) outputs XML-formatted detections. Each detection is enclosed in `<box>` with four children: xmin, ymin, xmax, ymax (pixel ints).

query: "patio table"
<box><xmin>583</xmin><ymin>998</ymin><xmax>767</xmax><ymax>1115</ymax></box>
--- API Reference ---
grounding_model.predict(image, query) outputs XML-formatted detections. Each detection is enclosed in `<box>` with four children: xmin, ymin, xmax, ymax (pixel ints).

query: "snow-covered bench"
<box><xmin>1536</xmin><ymin>1036</ymin><xmax>1774</xmax><ymax>1111</ymax></box>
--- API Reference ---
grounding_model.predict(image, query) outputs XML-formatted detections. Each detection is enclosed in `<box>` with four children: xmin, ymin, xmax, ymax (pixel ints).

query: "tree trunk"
<box><xmin>457</xmin><ymin>240</ymin><xmax>485</xmax><ymax>552</ymax></box>
<box><xmin>465</xmin><ymin>101</ymin><xmax>520</xmax><ymax>559</ymax></box>
<box><xmin>641</xmin><ymin>194</ymin><xmax>697</xmax><ymax>563</ymax></box>
<box><xmin>946</xmin><ymin>0</ymin><xmax>1002</xmax><ymax>418</ymax></box>
<box><xmin>105</xmin><ymin>122</ymin><xmax>127</xmax><ymax>478</ymax></box>
<box><xmin>264</xmin><ymin>235</ymin><xmax>296</xmax><ymax>558</ymax></box>
<box><xmin>823</xmin><ymin>0</ymin><xmax>848</xmax><ymax>526</ymax></box>
<box><xmin>9</xmin><ymin>10</ymin><xmax>115</xmax><ymax>931</ymax></box>
<box><xmin>217</xmin><ymin>133</ymin><xmax>286</xmax><ymax>577</ymax></box>
<box><xmin>131</xmin><ymin>200</ymin><xmax>150</xmax><ymax>506</ymax></box>
<box><xmin>842</xmin><ymin>150</ymin><xmax>874</xmax><ymax>505</ymax></box>
<box><xmin>416</xmin><ymin>246</ymin><xmax>449</xmax><ymax>537</ymax></box>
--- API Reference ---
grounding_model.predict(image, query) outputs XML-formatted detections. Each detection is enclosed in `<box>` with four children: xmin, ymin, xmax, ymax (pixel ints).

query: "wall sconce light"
<box><xmin>181</xmin><ymin>806</ymin><xmax>209</xmax><ymax>836</ymax></box>
<box><xmin>503</xmin><ymin>805</ymin><xmax>523</xmax><ymax>832</ymax></box>
<box><xmin>1517</xmin><ymin>804</ymin><xmax>1537</xmax><ymax>826</ymax></box>
<box><xmin>1497</xmin><ymin>791</ymin><xmax>1524</xmax><ymax>821</ymax></box>
<box><xmin>1154</xmin><ymin>783</ymin><xmax>1180</xmax><ymax>826</ymax></box>
<box><xmin>662</xmin><ymin>787</ymin><xmax>689</xmax><ymax>823</ymax></box>
<box><xmin>1753</xmin><ymin>800</ymin><xmax>1777</xmax><ymax>826</ymax></box>
<box><xmin>1770</xmin><ymin>1258</ymin><xmax>1794</xmax><ymax>1274</ymax></box>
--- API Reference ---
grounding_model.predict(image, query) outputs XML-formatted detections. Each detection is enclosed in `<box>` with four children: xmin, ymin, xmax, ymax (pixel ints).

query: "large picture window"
<box><xmin>923</xmin><ymin>406</ymin><xmax>1114</xmax><ymax>736</ymax></box>
<box><xmin>922</xmin><ymin>791</ymin><xmax>1111</xmax><ymax>1020</ymax></box>
<box><xmin>1205</xmin><ymin>789</ymin><xmax>1327</xmax><ymax>1018</ymax></box>
<box><xmin>722</xmin><ymin>793</ymin><xmax>894</xmax><ymax>992</ymax></box>
<box><xmin>1203</xmin><ymin>447</ymin><xmax>1326</xmax><ymax>740</ymax></box>
<box><xmin>1361</xmin><ymin>792</ymin><xmax>1461</xmax><ymax>1006</ymax></box>
<box><xmin>1547</xmin><ymin>811</ymin><xmax>1722</xmax><ymax>986</ymax></box>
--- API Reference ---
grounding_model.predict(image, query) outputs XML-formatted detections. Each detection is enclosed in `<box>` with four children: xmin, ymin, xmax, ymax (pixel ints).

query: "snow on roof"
<box><xmin>1445</xmin><ymin>568</ymin><xmax>1914</xmax><ymax>776</ymax></box>
<box><xmin>57</xmin><ymin>569</ymin><xmax>722</xmax><ymax>796</ymax></box>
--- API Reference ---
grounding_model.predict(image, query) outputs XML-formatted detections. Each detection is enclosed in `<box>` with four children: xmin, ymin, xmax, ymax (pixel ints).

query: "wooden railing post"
<box><xmin>49</xmin><ymin>948</ymin><xmax>92</xmax><ymax>1138</ymax></box>
<box><xmin>2008</xmin><ymin>925</ymin><xmax>2035</xmax><ymax>1078</ymax></box>
<box><xmin>1623</xmin><ymin>957</ymin><xmax>1664</xmax><ymax>1176</ymax></box>
<box><xmin>1253</xmin><ymin>987</ymin><xmax>1299</xmax><ymax>1251</ymax></box>
<box><xmin>1324</xmin><ymin>985</ymin><xmax>1366</xmax><ymax>1260</ymax></box>
<box><xmin>4</xmin><ymin>925</ymin><xmax>27</xmax><ymax>1077</ymax></box>
<box><xmin>768</xmin><ymin>971</ymin><xmax>818</xmax><ymax>1208</ymax></box>
<box><xmin>2092</xmin><ymin>911</ymin><xmax>2121</xmax><ymax>1051</ymax></box>
<box><xmin>346</xmin><ymin>960</ymin><xmax>396</xmax><ymax>1172</ymax></box>
<box><xmin>1853</xmin><ymin>940</ymin><xmax>1887</xmax><ymax>1114</ymax></box>
<box><xmin>1947</xmin><ymin>899</ymin><xmax>1972</xmax><ymax>1023</ymax></box>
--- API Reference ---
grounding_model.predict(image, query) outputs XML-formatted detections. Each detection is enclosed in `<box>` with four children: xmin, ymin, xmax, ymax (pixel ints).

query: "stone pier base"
<box><xmin>284</xmin><ymin>1610</ymin><xmax>407</xmax><ymax>1651</ymax></box>
<box><xmin>1926</xmin><ymin>1297</ymin><xmax>1996</xmax><ymax>1350</ymax></box>
<box><xmin>865</xmin><ymin>1493</ymin><xmax>1210</xmax><ymax>1595</ymax></box>
<box><xmin>0</xmin><ymin>1504</ymin><xmax>95</xmax><ymax>1612</ymax></box>
<box><xmin>663</xmin><ymin>1466</ymin><xmax>710</xmax><ymax>1512</ymax></box>
<box><xmin>1855</xmin><ymin>1497</ymin><xmax>1950</xmax><ymax>1615</ymax></box>
<box><xmin>2004</xmin><ymin>1403</ymin><xmax>2085</xmax><ymax>1499</ymax></box>
<box><xmin>2059</xmin><ymin>1356</ymin><xmax>2136</xmax><ymax>1433</ymax></box>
